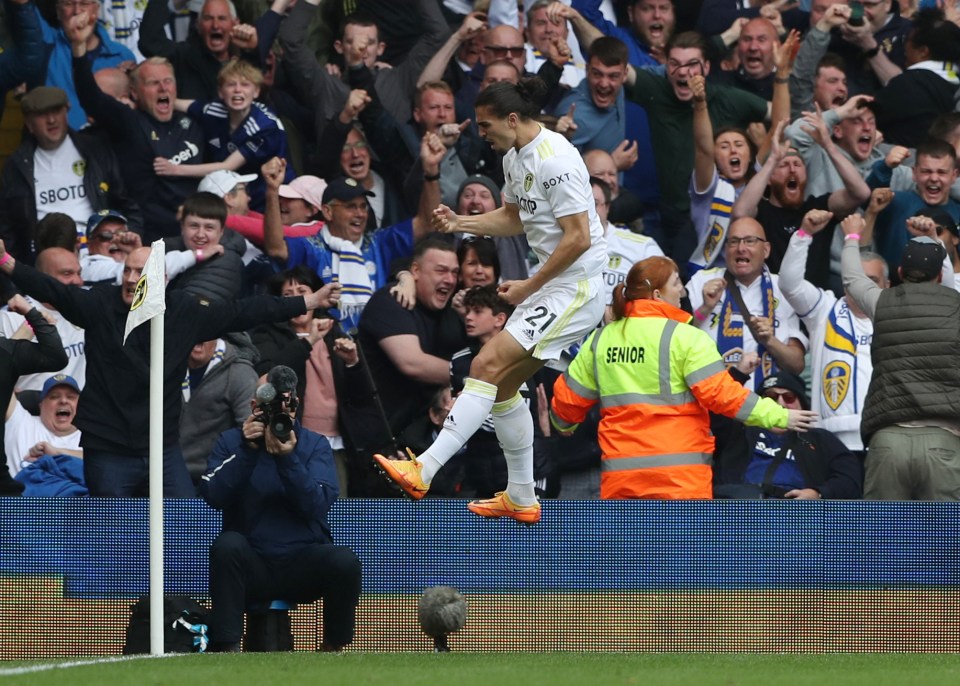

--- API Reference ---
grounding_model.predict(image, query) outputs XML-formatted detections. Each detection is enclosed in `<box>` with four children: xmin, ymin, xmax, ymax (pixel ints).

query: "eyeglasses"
<box><xmin>764</xmin><ymin>390</ymin><xmax>798</xmax><ymax>404</ymax></box>
<box><xmin>342</xmin><ymin>140</ymin><xmax>368</xmax><ymax>153</ymax></box>
<box><xmin>92</xmin><ymin>230</ymin><xmax>126</xmax><ymax>242</ymax></box>
<box><xmin>485</xmin><ymin>45</ymin><xmax>526</xmax><ymax>57</ymax></box>
<box><xmin>726</xmin><ymin>236</ymin><xmax>767</xmax><ymax>247</ymax></box>
<box><xmin>666</xmin><ymin>59</ymin><xmax>704</xmax><ymax>74</ymax></box>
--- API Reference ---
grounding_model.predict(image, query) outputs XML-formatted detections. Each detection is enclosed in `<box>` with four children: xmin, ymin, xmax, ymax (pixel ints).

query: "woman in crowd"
<box><xmin>550</xmin><ymin>256</ymin><xmax>817</xmax><ymax>499</ymax></box>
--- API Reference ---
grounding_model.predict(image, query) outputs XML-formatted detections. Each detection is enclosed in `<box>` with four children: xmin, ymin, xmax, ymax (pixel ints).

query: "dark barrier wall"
<box><xmin>1</xmin><ymin>499</ymin><xmax>959</xmax><ymax>656</ymax></box>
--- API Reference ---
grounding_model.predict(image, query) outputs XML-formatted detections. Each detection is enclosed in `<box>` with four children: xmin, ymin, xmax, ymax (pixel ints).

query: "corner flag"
<box><xmin>123</xmin><ymin>240</ymin><xmax>166</xmax><ymax>344</ymax></box>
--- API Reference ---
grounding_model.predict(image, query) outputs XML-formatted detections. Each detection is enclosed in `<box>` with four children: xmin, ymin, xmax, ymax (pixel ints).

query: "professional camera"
<box><xmin>254</xmin><ymin>366</ymin><xmax>299</xmax><ymax>443</ymax></box>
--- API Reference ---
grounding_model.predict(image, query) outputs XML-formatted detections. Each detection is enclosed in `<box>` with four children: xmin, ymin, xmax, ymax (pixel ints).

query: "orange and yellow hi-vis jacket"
<box><xmin>551</xmin><ymin>298</ymin><xmax>789</xmax><ymax>499</ymax></box>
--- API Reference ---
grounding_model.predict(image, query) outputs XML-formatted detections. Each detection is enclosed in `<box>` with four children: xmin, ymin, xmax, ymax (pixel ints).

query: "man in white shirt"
<box><xmin>779</xmin><ymin>209</ymin><xmax>888</xmax><ymax>454</ymax></box>
<box><xmin>5</xmin><ymin>373</ymin><xmax>82</xmax><ymax>478</ymax></box>
<box><xmin>0</xmin><ymin>86</ymin><xmax>142</xmax><ymax>263</ymax></box>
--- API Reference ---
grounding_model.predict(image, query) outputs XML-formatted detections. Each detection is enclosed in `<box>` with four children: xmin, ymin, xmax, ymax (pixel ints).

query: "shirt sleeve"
<box><xmin>540</xmin><ymin>154</ymin><xmax>593</xmax><ymax>219</ymax></box>
<box><xmin>284</xmin><ymin>237</ymin><xmax>330</xmax><ymax>277</ymax></box>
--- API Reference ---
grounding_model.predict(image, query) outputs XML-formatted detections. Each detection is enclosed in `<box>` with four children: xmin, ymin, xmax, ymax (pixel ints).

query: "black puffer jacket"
<box><xmin>165</xmin><ymin>230</ymin><xmax>247</xmax><ymax>303</ymax></box>
<box><xmin>862</xmin><ymin>282</ymin><xmax>960</xmax><ymax>443</ymax></box>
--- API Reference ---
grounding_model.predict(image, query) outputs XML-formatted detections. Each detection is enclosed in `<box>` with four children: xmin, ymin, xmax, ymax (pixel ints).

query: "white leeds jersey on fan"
<box><xmin>501</xmin><ymin>126</ymin><xmax>607</xmax><ymax>283</ymax></box>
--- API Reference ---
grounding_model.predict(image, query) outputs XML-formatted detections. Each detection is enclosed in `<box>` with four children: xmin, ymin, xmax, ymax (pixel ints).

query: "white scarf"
<box><xmin>320</xmin><ymin>226</ymin><xmax>373</xmax><ymax>333</ymax></box>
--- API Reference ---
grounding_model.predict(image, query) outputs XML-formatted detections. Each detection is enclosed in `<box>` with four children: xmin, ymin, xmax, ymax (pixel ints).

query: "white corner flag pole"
<box><xmin>148</xmin><ymin>292</ymin><xmax>165</xmax><ymax>656</ymax></box>
<box><xmin>123</xmin><ymin>240</ymin><xmax>167</xmax><ymax>656</ymax></box>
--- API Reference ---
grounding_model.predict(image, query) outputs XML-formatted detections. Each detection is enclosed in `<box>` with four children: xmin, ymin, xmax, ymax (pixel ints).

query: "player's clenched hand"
<box><xmin>431</xmin><ymin>205</ymin><xmax>460</xmax><ymax>233</ymax></box>
<box><xmin>497</xmin><ymin>279</ymin><xmax>532</xmax><ymax>305</ymax></box>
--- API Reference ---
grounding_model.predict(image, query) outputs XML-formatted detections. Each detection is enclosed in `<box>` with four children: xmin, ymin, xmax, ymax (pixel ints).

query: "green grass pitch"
<box><xmin>3</xmin><ymin>653</ymin><xmax>960</xmax><ymax>686</ymax></box>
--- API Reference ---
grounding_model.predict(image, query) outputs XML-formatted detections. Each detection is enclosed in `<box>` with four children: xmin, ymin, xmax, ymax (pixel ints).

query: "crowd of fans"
<box><xmin>1</xmin><ymin>0</ymin><xmax>959</xmax><ymax>501</ymax></box>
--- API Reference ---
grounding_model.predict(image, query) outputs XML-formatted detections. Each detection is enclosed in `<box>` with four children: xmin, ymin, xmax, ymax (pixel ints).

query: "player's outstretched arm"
<box><xmin>437</xmin><ymin>203</ymin><xmax>524</xmax><ymax>237</ymax></box>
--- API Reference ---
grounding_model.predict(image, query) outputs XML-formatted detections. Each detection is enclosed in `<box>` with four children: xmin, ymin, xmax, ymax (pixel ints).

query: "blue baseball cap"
<box><xmin>86</xmin><ymin>210</ymin><xmax>128</xmax><ymax>238</ymax></box>
<box><xmin>40</xmin><ymin>373</ymin><xmax>81</xmax><ymax>401</ymax></box>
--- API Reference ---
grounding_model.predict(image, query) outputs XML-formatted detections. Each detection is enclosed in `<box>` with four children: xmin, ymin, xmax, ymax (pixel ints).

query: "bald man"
<box><xmin>0</xmin><ymin>241</ymin><xmax>339</xmax><ymax>497</ymax></box>
<box><xmin>685</xmin><ymin>217</ymin><xmax>807</xmax><ymax>391</ymax></box>
<box><xmin>709</xmin><ymin>18</ymin><xmax>780</xmax><ymax>100</ymax></box>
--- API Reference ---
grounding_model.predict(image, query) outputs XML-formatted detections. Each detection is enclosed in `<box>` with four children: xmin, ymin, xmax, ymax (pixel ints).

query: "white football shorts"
<box><xmin>503</xmin><ymin>274</ymin><xmax>604</xmax><ymax>362</ymax></box>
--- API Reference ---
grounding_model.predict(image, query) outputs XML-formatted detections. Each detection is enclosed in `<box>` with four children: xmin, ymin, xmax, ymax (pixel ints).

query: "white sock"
<box><xmin>419</xmin><ymin>378</ymin><xmax>497</xmax><ymax>484</ymax></box>
<box><xmin>492</xmin><ymin>394</ymin><xmax>537</xmax><ymax>506</ymax></box>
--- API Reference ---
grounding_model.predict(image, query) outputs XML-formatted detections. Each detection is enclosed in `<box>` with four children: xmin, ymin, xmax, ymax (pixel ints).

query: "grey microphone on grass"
<box><xmin>418</xmin><ymin>586</ymin><xmax>467</xmax><ymax>652</ymax></box>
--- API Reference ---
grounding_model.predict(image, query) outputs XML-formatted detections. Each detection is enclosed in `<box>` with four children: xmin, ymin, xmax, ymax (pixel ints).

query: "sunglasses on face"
<box><xmin>764</xmin><ymin>390</ymin><xmax>798</xmax><ymax>404</ymax></box>
<box><xmin>485</xmin><ymin>45</ymin><xmax>526</xmax><ymax>57</ymax></box>
<box><xmin>92</xmin><ymin>230</ymin><xmax>126</xmax><ymax>242</ymax></box>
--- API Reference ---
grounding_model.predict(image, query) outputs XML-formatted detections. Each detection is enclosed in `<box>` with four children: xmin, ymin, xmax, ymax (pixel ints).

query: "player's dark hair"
<box><xmin>475</xmin><ymin>77</ymin><xmax>548</xmax><ymax>119</ymax></box>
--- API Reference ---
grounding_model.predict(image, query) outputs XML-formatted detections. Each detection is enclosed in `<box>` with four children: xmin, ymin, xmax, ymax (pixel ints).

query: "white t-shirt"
<box><xmin>602</xmin><ymin>222</ymin><xmax>664</xmax><ymax>304</ymax></box>
<box><xmin>0</xmin><ymin>300</ymin><xmax>86</xmax><ymax>391</ymax></box>
<box><xmin>33</xmin><ymin>137</ymin><xmax>94</xmax><ymax>241</ymax></box>
<box><xmin>4</xmin><ymin>402</ymin><xmax>82</xmax><ymax>477</ymax></box>
<box><xmin>502</xmin><ymin>126</ymin><xmax>606</xmax><ymax>283</ymax></box>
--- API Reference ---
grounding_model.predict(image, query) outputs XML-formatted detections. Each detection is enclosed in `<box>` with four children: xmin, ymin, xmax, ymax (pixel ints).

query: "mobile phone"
<box><xmin>849</xmin><ymin>1</ymin><xmax>865</xmax><ymax>27</ymax></box>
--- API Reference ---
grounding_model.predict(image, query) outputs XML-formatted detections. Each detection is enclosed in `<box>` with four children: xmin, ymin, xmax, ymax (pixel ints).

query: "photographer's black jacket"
<box><xmin>9</xmin><ymin>261</ymin><xmax>305</xmax><ymax>455</ymax></box>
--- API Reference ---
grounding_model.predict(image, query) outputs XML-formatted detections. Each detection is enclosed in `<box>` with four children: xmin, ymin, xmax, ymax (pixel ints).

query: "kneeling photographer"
<box><xmin>200</xmin><ymin>366</ymin><xmax>362</xmax><ymax>652</ymax></box>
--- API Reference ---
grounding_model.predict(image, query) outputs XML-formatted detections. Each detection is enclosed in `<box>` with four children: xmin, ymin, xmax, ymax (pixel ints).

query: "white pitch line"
<box><xmin>0</xmin><ymin>653</ymin><xmax>180</xmax><ymax>676</ymax></box>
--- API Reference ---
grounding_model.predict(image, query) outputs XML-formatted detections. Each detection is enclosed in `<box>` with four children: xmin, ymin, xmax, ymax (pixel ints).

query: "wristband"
<box><xmin>0</xmin><ymin>253</ymin><xmax>10</xmax><ymax>267</ymax></box>
<box><xmin>423</xmin><ymin>172</ymin><xmax>441</xmax><ymax>182</ymax></box>
<box><xmin>796</xmin><ymin>228</ymin><xmax>810</xmax><ymax>239</ymax></box>
<box><xmin>196</xmin><ymin>249</ymin><xmax>204</xmax><ymax>262</ymax></box>
<box><xmin>694</xmin><ymin>309</ymin><xmax>706</xmax><ymax>322</ymax></box>
<box><xmin>773</xmin><ymin>76</ymin><xmax>790</xmax><ymax>84</ymax></box>
<box><xmin>845</xmin><ymin>233</ymin><xmax>861</xmax><ymax>242</ymax></box>
<box><xmin>862</xmin><ymin>46</ymin><xmax>880</xmax><ymax>59</ymax></box>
